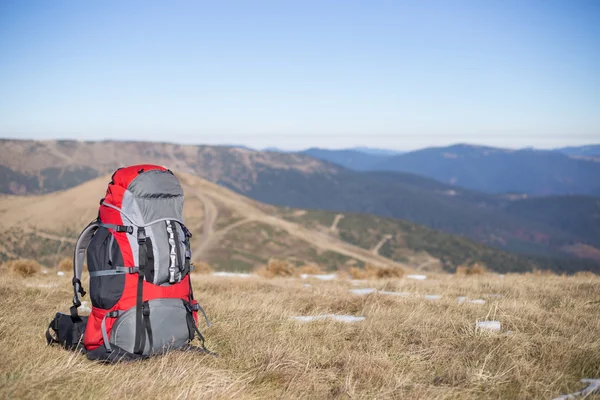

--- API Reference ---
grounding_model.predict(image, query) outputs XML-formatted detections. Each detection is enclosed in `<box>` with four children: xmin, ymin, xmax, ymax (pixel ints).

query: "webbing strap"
<box><xmin>89</xmin><ymin>266</ymin><xmax>139</xmax><ymax>277</ymax></box>
<box><xmin>133</xmin><ymin>227</ymin><xmax>147</xmax><ymax>355</ymax></box>
<box><xmin>101</xmin><ymin>311</ymin><xmax>121</xmax><ymax>352</ymax></box>
<box><xmin>72</xmin><ymin>220</ymin><xmax>100</xmax><ymax>310</ymax></box>
<box><xmin>100</xmin><ymin>223</ymin><xmax>133</xmax><ymax>234</ymax></box>
<box><xmin>143</xmin><ymin>302</ymin><xmax>153</xmax><ymax>355</ymax></box>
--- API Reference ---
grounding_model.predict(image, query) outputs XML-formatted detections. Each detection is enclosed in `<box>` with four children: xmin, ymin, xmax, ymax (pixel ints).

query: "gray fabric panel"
<box><xmin>128</xmin><ymin>170</ymin><xmax>183</xmax><ymax>198</ymax></box>
<box><xmin>150</xmin><ymin>221</ymin><xmax>170</xmax><ymax>285</ymax></box>
<box><xmin>146</xmin><ymin>298</ymin><xmax>190</xmax><ymax>353</ymax></box>
<box><xmin>135</xmin><ymin>196</ymin><xmax>184</xmax><ymax>225</ymax></box>
<box><xmin>122</xmin><ymin>191</ymin><xmax>143</xmax><ymax>265</ymax></box>
<box><xmin>121</xmin><ymin>187</ymin><xmax>183</xmax><ymax>228</ymax></box>
<box><xmin>109</xmin><ymin>299</ymin><xmax>190</xmax><ymax>355</ymax></box>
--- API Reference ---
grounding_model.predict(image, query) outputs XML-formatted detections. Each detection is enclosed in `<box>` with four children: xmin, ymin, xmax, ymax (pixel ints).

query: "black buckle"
<box><xmin>116</xmin><ymin>225</ymin><xmax>134</xmax><ymax>234</ymax></box>
<box><xmin>137</xmin><ymin>228</ymin><xmax>146</xmax><ymax>245</ymax></box>
<box><xmin>107</xmin><ymin>311</ymin><xmax>120</xmax><ymax>318</ymax></box>
<box><xmin>142</xmin><ymin>303</ymin><xmax>150</xmax><ymax>317</ymax></box>
<box><xmin>72</xmin><ymin>278</ymin><xmax>86</xmax><ymax>297</ymax></box>
<box><xmin>128</xmin><ymin>266</ymin><xmax>139</xmax><ymax>274</ymax></box>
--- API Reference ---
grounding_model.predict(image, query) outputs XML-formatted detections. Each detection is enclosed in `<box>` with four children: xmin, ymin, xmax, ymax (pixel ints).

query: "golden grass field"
<box><xmin>1</xmin><ymin>268</ymin><xmax>599</xmax><ymax>399</ymax></box>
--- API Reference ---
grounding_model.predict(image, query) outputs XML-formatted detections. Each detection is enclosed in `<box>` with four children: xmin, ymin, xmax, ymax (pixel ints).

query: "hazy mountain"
<box><xmin>555</xmin><ymin>145</ymin><xmax>600</xmax><ymax>159</ymax></box>
<box><xmin>301</xmin><ymin>148</ymin><xmax>394</xmax><ymax>170</ymax></box>
<box><xmin>373</xmin><ymin>144</ymin><xmax>600</xmax><ymax>196</ymax></box>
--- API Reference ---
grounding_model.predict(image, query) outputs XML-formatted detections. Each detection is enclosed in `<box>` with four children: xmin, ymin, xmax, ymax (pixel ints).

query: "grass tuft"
<box><xmin>3</xmin><ymin>258</ymin><xmax>42</xmax><ymax>277</ymax></box>
<box><xmin>57</xmin><ymin>257</ymin><xmax>73</xmax><ymax>272</ymax></box>
<box><xmin>255</xmin><ymin>258</ymin><xmax>298</xmax><ymax>278</ymax></box>
<box><xmin>192</xmin><ymin>262</ymin><xmax>214</xmax><ymax>275</ymax></box>
<box><xmin>456</xmin><ymin>262</ymin><xmax>487</xmax><ymax>276</ymax></box>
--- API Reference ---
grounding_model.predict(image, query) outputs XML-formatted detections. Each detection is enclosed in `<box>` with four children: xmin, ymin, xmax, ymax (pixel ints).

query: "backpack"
<box><xmin>46</xmin><ymin>165</ymin><xmax>213</xmax><ymax>362</ymax></box>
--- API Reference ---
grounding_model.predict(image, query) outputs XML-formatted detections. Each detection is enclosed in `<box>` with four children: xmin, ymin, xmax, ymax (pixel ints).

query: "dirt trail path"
<box><xmin>193</xmin><ymin>191</ymin><xmax>219</xmax><ymax>256</ymax></box>
<box><xmin>183</xmin><ymin>177</ymin><xmax>408</xmax><ymax>269</ymax></box>
<box><xmin>372</xmin><ymin>234</ymin><xmax>392</xmax><ymax>255</ymax></box>
<box><xmin>330</xmin><ymin>214</ymin><xmax>344</xmax><ymax>232</ymax></box>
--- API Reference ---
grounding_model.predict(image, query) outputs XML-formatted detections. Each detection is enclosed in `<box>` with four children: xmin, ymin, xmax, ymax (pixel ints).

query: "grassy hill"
<box><xmin>1</xmin><ymin>139</ymin><xmax>599</xmax><ymax>265</ymax></box>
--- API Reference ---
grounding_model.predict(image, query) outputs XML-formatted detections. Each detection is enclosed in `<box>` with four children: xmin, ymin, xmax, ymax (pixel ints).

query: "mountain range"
<box><xmin>1</xmin><ymin>139</ymin><xmax>599</xmax><ymax>271</ymax></box>
<box><xmin>302</xmin><ymin>144</ymin><xmax>600</xmax><ymax>196</ymax></box>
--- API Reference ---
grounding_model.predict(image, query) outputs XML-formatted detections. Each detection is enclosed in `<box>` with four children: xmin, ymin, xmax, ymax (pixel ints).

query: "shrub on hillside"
<box><xmin>574</xmin><ymin>270</ymin><xmax>597</xmax><ymax>278</ymax></box>
<box><xmin>347</xmin><ymin>264</ymin><xmax>404</xmax><ymax>279</ymax></box>
<box><xmin>530</xmin><ymin>268</ymin><xmax>556</xmax><ymax>276</ymax></box>
<box><xmin>58</xmin><ymin>258</ymin><xmax>73</xmax><ymax>272</ymax></box>
<box><xmin>365</xmin><ymin>263</ymin><xmax>405</xmax><ymax>279</ymax></box>
<box><xmin>298</xmin><ymin>264</ymin><xmax>324</xmax><ymax>275</ymax></box>
<box><xmin>192</xmin><ymin>262</ymin><xmax>214</xmax><ymax>275</ymax></box>
<box><xmin>4</xmin><ymin>259</ymin><xmax>42</xmax><ymax>277</ymax></box>
<box><xmin>255</xmin><ymin>258</ymin><xmax>298</xmax><ymax>278</ymax></box>
<box><xmin>455</xmin><ymin>263</ymin><xmax>487</xmax><ymax>276</ymax></box>
<box><xmin>348</xmin><ymin>266</ymin><xmax>368</xmax><ymax>279</ymax></box>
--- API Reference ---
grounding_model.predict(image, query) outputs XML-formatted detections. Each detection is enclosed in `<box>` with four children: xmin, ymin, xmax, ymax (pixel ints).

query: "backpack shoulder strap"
<box><xmin>71</xmin><ymin>219</ymin><xmax>100</xmax><ymax>317</ymax></box>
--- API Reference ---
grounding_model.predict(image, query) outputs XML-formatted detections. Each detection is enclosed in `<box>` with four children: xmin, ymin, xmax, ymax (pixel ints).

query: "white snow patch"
<box><xmin>476</xmin><ymin>321</ymin><xmax>501</xmax><ymax>332</ymax></box>
<box><xmin>469</xmin><ymin>299</ymin><xmax>486</xmax><ymax>305</ymax></box>
<box><xmin>350</xmin><ymin>279</ymin><xmax>367</xmax><ymax>286</ymax></box>
<box><xmin>407</xmin><ymin>274</ymin><xmax>427</xmax><ymax>281</ymax></box>
<box><xmin>300</xmin><ymin>273</ymin><xmax>337</xmax><ymax>281</ymax></box>
<box><xmin>56</xmin><ymin>271</ymin><xmax>65</xmax><ymax>277</ymax></box>
<box><xmin>553</xmin><ymin>379</ymin><xmax>600</xmax><ymax>400</ymax></box>
<box><xmin>349</xmin><ymin>288</ymin><xmax>377</xmax><ymax>295</ymax></box>
<box><xmin>302</xmin><ymin>283</ymin><xmax>312</xmax><ymax>288</ymax></box>
<box><xmin>292</xmin><ymin>314</ymin><xmax>365</xmax><ymax>323</ymax></box>
<box><xmin>25</xmin><ymin>283</ymin><xmax>58</xmax><ymax>288</ymax></box>
<box><xmin>211</xmin><ymin>271</ymin><xmax>252</xmax><ymax>278</ymax></box>
<box><xmin>457</xmin><ymin>296</ymin><xmax>468</xmax><ymax>304</ymax></box>
<box><xmin>424</xmin><ymin>294</ymin><xmax>441</xmax><ymax>300</ymax></box>
<box><xmin>41</xmin><ymin>270</ymin><xmax>48</xmax><ymax>274</ymax></box>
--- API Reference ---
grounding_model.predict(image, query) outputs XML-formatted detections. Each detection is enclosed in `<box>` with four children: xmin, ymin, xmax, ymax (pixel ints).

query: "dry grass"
<box><xmin>255</xmin><ymin>258</ymin><xmax>298</xmax><ymax>278</ymax></box>
<box><xmin>455</xmin><ymin>263</ymin><xmax>487</xmax><ymax>276</ymax></box>
<box><xmin>57</xmin><ymin>257</ymin><xmax>73</xmax><ymax>272</ymax></box>
<box><xmin>2</xmin><ymin>258</ymin><xmax>42</xmax><ymax>277</ymax></box>
<box><xmin>298</xmin><ymin>264</ymin><xmax>325</xmax><ymax>275</ymax></box>
<box><xmin>1</xmin><ymin>272</ymin><xmax>600</xmax><ymax>399</ymax></box>
<box><xmin>192</xmin><ymin>262</ymin><xmax>214</xmax><ymax>275</ymax></box>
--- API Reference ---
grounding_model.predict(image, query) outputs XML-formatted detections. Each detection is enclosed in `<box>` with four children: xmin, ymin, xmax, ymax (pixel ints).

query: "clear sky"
<box><xmin>0</xmin><ymin>1</ymin><xmax>598</xmax><ymax>150</ymax></box>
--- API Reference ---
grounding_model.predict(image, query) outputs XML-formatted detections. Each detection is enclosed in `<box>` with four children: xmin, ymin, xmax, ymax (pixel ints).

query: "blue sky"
<box><xmin>0</xmin><ymin>1</ymin><xmax>598</xmax><ymax>150</ymax></box>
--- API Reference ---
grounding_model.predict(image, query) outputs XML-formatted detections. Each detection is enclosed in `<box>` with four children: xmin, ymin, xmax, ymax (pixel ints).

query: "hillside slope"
<box><xmin>1</xmin><ymin>139</ymin><xmax>599</xmax><ymax>263</ymax></box>
<box><xmin>2</xmin><ymin>172</ymin><xmax>585</xmax><ymax>273</ymax></box>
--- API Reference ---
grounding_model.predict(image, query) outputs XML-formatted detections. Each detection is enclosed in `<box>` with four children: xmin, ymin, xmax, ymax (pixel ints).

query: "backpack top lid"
<box><xmin>101</xmin><ymin>165</ymin><xmax>184</xmax><ymax>227</ymax></box>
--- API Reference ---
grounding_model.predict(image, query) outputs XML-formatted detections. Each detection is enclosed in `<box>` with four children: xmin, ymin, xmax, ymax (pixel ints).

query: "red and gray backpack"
<box><xmin>46</xmin><ymin>165</ymin><xmax>213</xmax><ymax>362</ymax></box>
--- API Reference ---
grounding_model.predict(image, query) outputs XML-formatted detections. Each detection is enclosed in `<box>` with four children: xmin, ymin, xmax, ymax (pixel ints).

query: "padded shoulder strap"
<box><xmin>72</xmin><ymin>219</ymin><xmax>100</xmax><ymax>314</ymax></box>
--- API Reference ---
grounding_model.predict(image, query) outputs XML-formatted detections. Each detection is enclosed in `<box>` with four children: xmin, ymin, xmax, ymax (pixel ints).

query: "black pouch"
<box><xmin>46</xmin><ymin>312</ymin><xmax>88</xmax><ymax>352</ymax></box>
